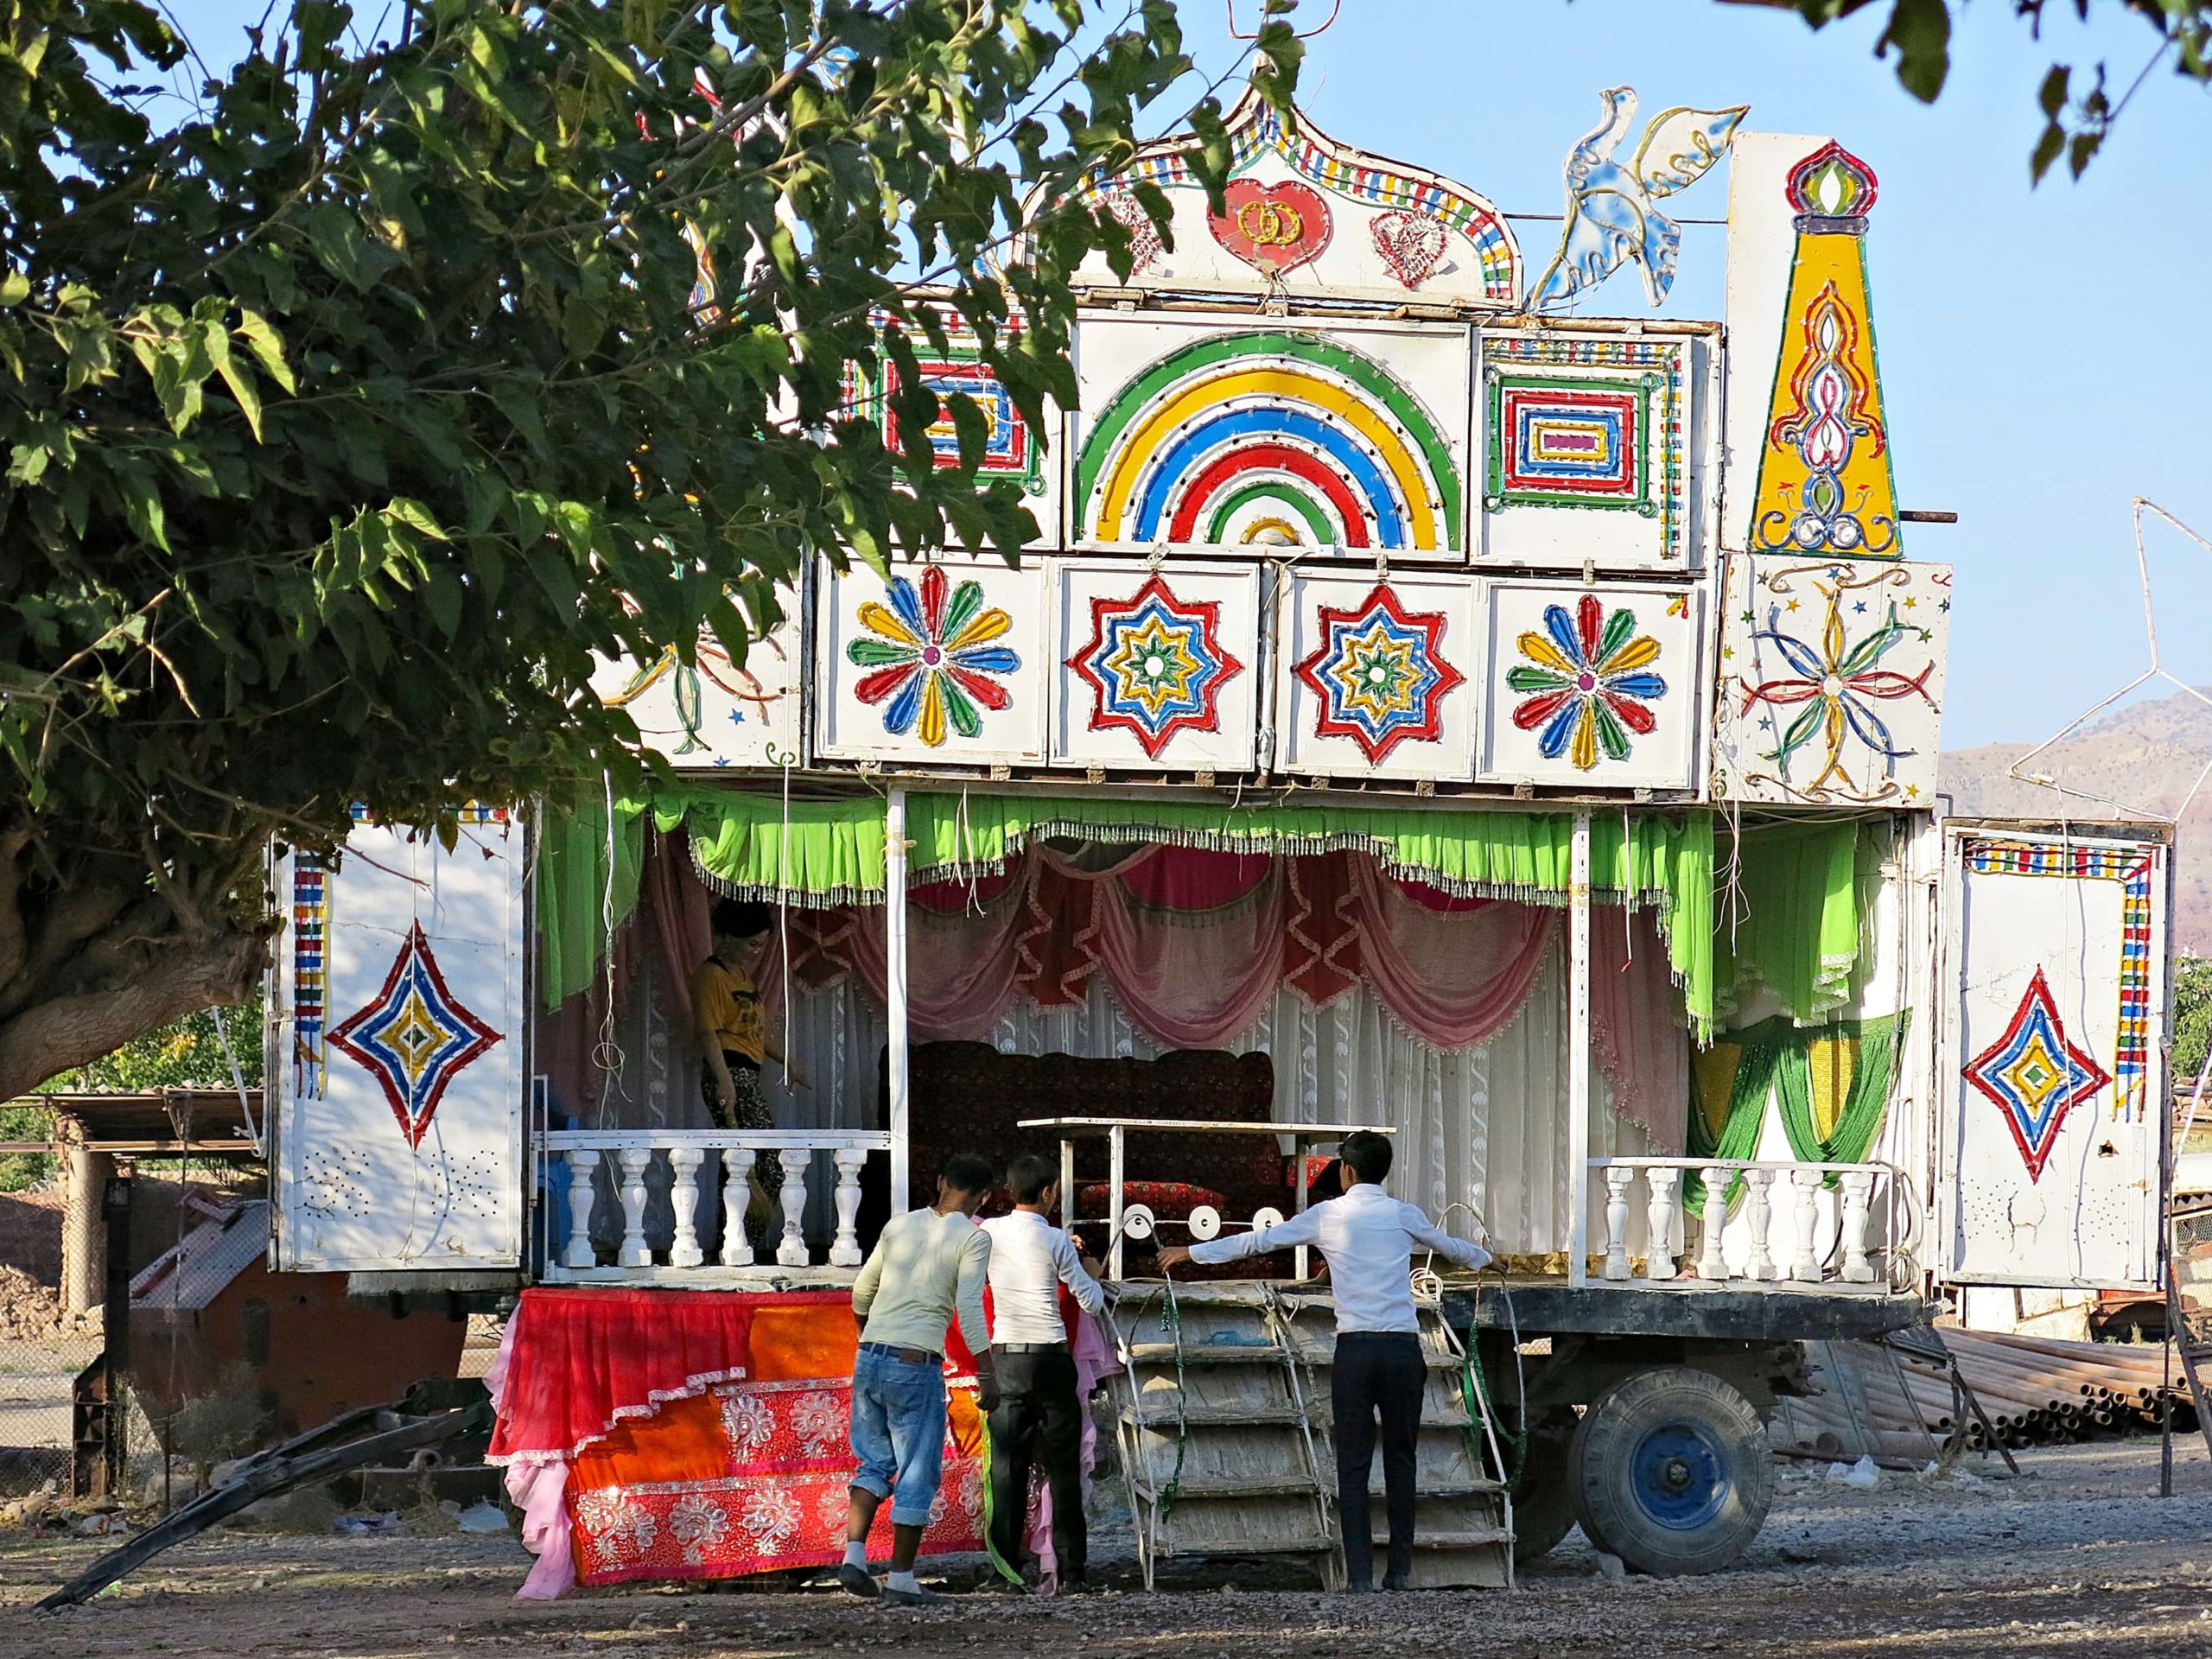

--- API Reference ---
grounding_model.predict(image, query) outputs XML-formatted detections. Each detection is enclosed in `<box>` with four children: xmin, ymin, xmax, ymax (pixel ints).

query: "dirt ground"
<box><xmin>9</xmin><ymin>1440</ymin><xmax>2212</xmax><ymax>1658</ymax></box>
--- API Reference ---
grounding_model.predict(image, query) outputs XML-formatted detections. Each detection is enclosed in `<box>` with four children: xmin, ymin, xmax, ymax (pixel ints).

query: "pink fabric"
<box><xmin>1027</xmin><ymin>1308</ymin><xmax>1117</xmax><ymax>1594</ymax></box>
<box><xmin>1342</xmin><ymin>858</ymin><xmax>1556</xmax><ymax>1050</ymax></box>
<box><xmin>486</xmin><ymin>1319</ymin><xmax>578</xmax><ymax>1600</ymax></box>
<box><xmin>647</xmin><ymin>828</ymin><xmax>714</xmax><ymax>1036</ymax></box>
<box><xmin>1088</xmin><ymin>863</ymin><xmax>1287</xmax><ymax>1047</ymax></box>
<box><xmin>1117</xmin><ymin>847</ymin><xmax>1271</xmax><ymax>911</ymax></box>
<box><xmin>1592</xmin><ymin>909</ymin><xmax>1688</xmax><ymax>1152</ymax></box>
<box><xmin>783</xmin><ymin>849</ymin><xmax>1581</xmax><ymax>1058</ymax></box>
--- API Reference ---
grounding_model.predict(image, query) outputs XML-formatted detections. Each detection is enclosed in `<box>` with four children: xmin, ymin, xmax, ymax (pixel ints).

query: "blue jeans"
<box><xmin>849</xmin><ymin>1345</ymin><xmax>947</xmax><ymax>1527</ymax></box>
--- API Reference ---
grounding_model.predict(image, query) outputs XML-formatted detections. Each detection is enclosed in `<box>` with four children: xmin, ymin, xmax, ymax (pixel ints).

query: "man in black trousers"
<box><xmin>978</xmin><ymin>1154</ymin><xmax>1105</xmax><ymax>1592</ymax></box>
<box><xmin>1160</xmin><ymin>1130</ymin><xmax>1488</xmax><ymax>1592</ymax></box>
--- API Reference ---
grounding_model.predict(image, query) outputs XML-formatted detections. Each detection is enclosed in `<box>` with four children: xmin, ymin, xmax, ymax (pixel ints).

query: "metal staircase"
<box><xmin>1105</xmin><ymin>1281</ymin><xmax>1514</xmax><ymax>1591</ymax></box>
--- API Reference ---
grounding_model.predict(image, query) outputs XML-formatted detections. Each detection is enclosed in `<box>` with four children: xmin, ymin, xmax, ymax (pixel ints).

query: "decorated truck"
<box><xmin>261</xmin><ymin>89</ymin><xmax>2171</xmax><ymax>1587</ymax></box>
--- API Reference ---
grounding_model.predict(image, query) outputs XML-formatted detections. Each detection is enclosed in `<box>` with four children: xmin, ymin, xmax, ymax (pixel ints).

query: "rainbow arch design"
<box><xmin>1075</xmin><ymin>331</ymin><xmax>1463</xmax><ymax>552</ymax></box>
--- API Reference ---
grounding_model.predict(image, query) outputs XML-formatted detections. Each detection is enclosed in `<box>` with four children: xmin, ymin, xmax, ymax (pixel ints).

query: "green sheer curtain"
<box><xmin>1714</xmin><ymin>821</ymin><xmax>1863</xmax><ymax>1025</ymax></box>
<box><xmin>536</xmin><ymin>788</ymin><xmax>1720</xmax><ymax>1033</ymax></box>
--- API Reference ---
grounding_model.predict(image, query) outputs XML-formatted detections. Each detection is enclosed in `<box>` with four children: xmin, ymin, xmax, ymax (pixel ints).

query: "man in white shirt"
<box><xmin>978</xmin><ymin>1154</ymin><xmax>1105</xmax><ymax>1592</ymax></box>
<box><xmin>1159</xmin><ymin>1130</ymin><xmax>1488</xmax><ymax>1592</ymax></box>
<box><xmin>841</xmin><ymin>1152</ymin><xmax>999</xmax><ymax>1606</ymax></box>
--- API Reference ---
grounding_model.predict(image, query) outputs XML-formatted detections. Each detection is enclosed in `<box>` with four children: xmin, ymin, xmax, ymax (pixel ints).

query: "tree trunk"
<box><xmin>0</xmin><ymin>929</ymin><xmax>265</xmax><ymax>1103</ymax></box>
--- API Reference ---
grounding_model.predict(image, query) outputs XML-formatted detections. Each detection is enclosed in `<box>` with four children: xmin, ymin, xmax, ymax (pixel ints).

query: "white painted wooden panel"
<box><xmin>1275</xmin><ymin>570</ymin><xmax>1480</xmax><ymax>782</ymax></box>
<box><xmin>1048</xmin><ymin>558</ymin><xmax>1264</xmax><ymax>772</ymax></box>
<box><xmin>590</xmin><ymin>619</ymin><xmax>800</xmax><ymax>772</ymax></box>
<box><xmin>274</xmin><ymin>812</ymin><xmax>526</xmax><ymax>1270</ymax></box>
<box><xmin>812</xmin><ymin>556</ymin><xmax>1049</xmax><ymax>767</ymax></box>
<box><xmin>1939</xmin><ymin>826</ymin><xmax>2165</xmax><ymax>1290</ymax></box>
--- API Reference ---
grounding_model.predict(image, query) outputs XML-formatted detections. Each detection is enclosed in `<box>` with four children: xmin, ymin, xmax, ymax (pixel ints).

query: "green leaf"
<box><xmin>234</xmin><ymin>310</ymin><xmax>296</xmax><ymax>394</ymax></box>
<box><xmin>0</xmin><ymin>271</ymin><xmax>28</xmax><ymax>308</ymax></box>
<box><xmin>1877</xmin><ymin>0</ymin><xmax>1951</xmax><ymax>102</ymax></box>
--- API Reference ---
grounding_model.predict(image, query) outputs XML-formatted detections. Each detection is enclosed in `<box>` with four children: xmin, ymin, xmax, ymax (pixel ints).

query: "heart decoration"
<box><xmin>1208</xmin><ymin>178</ymin><xmax>1332</xmax><ymax>277</ymax></box>
<box><xmin>1371</xmin><ymin>211</ymin><xmax>1449</xmax><ymax>290</ymax></box>
<box><xmin>1101</xmin><ymin>191</ymin><xmax>1162</xmax><ymax>277</ymax></box>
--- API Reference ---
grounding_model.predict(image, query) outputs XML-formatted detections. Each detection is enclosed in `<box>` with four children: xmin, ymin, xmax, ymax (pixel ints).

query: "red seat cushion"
<box><xmin>1074</xmin><ymin>1179</ymin><xmax>1229</xmax><ymax>1222</ymax></box>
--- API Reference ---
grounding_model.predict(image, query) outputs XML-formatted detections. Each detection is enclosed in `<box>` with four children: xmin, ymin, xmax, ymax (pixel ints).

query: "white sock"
<box><xmin>842</xmin><ymin>1541</ymin><xmax>868</xmax><ymax>1571</ymax></box>
<box><xmin>887</xmin><ymin>1569</ymin><xmax>919</xmax><ymax>1593</ymax></box>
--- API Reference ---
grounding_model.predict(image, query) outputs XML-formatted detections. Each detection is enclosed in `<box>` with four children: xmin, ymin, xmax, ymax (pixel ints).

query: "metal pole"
<box><xmin>101</xmin><ymin>1170</ymin><xmax>133</xmax><ymax>1498</ymax></box>
<box><xmin>886</xmin><ymin>788</ymin><xmax>911</xmax><ymax>1216</ymax></box>
<box><xmin>1568</xmin><ymin>812</ymin><xmax>1593</xmax><ymax>1290</ymax></box>
<box><xmin>1108</xmin><ymin>1126</ymin><xmax>1126</xmax><ymax>1281</ymax></box>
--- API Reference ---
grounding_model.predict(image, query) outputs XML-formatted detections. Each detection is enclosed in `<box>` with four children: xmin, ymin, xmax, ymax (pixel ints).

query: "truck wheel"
<box><xmin>1568</xmin><ymin>1367</ymin><xmax>1772</xmax><ymax>1576</ymax></box>
<box><xmin>1510</xmin><ymin>1417</ymin><xmax>1578</xmax><ymax>1566</ymax></box>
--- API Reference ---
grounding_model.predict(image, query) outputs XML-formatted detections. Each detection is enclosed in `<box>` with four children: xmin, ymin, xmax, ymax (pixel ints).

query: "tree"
<box><xmin>1726</xmin><ymin>0</ymin><xmax>2211</xmax><ymax>176</ymax></box>
<box><xmin>0</xmin><ymin>0</ymin><xmax>1302</xmax><ymax>1103</ymax></box>
<box><xmin>2175</xmin><ymin>951</ymin><xmax>2212</xmax><ymax>1091</ymax></box>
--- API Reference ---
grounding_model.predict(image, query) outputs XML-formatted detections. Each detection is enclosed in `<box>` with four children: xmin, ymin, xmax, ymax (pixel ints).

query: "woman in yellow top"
<box><xmin>691</xmin><ymin>899</ymin><xmax>787</xmax><ymax>1255</ymax></box>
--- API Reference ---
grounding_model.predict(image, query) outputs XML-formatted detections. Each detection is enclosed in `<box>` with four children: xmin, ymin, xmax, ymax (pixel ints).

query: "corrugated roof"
<box><xmin>131</xmin><ymin>1199</ymin><xmax>268</xmax><ymax>1312</ymax></box>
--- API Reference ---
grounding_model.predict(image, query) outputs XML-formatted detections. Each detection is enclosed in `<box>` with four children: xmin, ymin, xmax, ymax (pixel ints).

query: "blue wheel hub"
<box><xmin>1627</xmin><ymin>1422</ymin><xmax>1728</xmax><ymax>1532</ymax></box>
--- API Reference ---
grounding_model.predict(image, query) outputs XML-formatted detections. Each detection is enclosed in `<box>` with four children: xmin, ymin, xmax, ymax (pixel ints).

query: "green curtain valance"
<box><xmin>537</xmin><ymin>788</ymin><xmax>1718</xmax><ymax>1032</ymax></box>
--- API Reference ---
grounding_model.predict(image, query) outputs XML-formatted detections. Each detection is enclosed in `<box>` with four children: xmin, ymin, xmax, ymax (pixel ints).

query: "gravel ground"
<box><xmin>9</xmin><ymin>1440</ymin><xmax>2212</xmax><ymax>1658</ymax></box>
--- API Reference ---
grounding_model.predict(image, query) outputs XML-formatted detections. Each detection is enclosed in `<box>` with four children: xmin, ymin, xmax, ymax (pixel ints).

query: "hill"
<box><xmin>1938</xmin><ymin>684</ymin><xmax>2212</xmax><ymax>950</ymax></box>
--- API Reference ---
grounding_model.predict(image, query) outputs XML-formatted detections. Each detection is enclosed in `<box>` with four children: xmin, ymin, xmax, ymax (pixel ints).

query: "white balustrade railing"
<box><xmin>1584</xmin><ymin>1157</ymin><xmax>1916</xmax><ymax>1291</ymax></box>
<box><xmin>537</xmin><ymin>1129</ymin><xmax>890</xmax><ymax>1281</ymax></box>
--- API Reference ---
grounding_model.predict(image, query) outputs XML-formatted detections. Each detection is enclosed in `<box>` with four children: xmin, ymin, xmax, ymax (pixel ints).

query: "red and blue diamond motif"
<box><xmin>1961</xmin><ymin>966</ymin><xmax>2111</xmax><ymax>1183</ymax></box>
<box><xmin>328</xmin><ymin>921</ymin><xmax>504</xmax><ymax>1150</ymax></box>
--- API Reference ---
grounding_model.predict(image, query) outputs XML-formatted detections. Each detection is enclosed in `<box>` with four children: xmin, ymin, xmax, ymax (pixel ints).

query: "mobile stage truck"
<box><xmin>259</xmin><ymin>91</ymin><xmax>2172</xmax><ymax>1591</ymax></box>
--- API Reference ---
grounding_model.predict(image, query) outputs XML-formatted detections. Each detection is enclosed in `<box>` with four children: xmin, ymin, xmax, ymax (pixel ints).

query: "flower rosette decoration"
<box><xmin>1507</xmin><ymin>594</ymin><xmax>1666</xmax><ymax>771</ymax></box>
<box><xmin>847</xmin><ymin>565</ymin><xmax>1020</xmax><ymax>747</ymax></box>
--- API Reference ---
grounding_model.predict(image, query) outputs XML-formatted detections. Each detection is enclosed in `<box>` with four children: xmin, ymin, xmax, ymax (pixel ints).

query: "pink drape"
<box><xmin>1592</xmin><ymin>909</ymin><xmax>1688</xmax><ymax>1152</ymax></box>
<box><xmin>1340</xmin><ymin>857</ymin><xmax>1555</xmax><ymax>1049</ymax></box>
<box><xmin>789</xmin><ymin>848</ymin><xmax>1582</xmax><ymax>1058</ymax></box>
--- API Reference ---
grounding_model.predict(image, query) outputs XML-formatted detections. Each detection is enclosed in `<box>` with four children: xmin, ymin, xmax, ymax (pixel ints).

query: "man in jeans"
<box><xmin>1159</xmin><ymin>1130</ymin><xmax>1487</xmax><ymax>1592</ymax></box>
<box><xmin>979</xmin><ymin>1154</ymin><xmax>1105</xmax><ymax>1592</ymax></box>
<box><xmin>841</xmin><ymin>1152</ymin><xmax>1000</xmax><ymax>1606</ymax></box>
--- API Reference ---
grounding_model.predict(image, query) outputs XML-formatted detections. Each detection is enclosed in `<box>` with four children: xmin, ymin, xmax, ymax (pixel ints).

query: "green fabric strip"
<box><xmin>1716</xmin><ymin>821</ymin><xmax>1862</xmax><ymax>1026</ymax></box>
<box><xmin>537</xmin><ymin>795</ymin><xmax>647</xmax><ymax>1010</ymax></box>
<box><xmin>1684</xmin><ymin>1011</ymin><xmax>1907</xmax><ymax>1212</ymax></box>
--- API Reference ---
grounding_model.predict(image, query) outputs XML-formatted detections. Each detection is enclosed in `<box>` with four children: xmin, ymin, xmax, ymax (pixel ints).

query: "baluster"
<box><xmin>616</xmin><ymin>1147</ymin><xmax>654</xmax><ymax>1268</ymax></box>
<box><xmin>667</xmin><ymin>1146</ymin><xmax>705</xmax><ymax>1269</ymax></box>
<box><xmin>1741</xmin><ymin>1169</ymin><xmax>1778</xmax><ymax>1281</ymax></box>
<box><xmin>563</xmin><ymin>1149</ymin><xmax>600</xmax><ymax>1271</ymax></box>
<box><xmin>830</xmin><ymin>1147</ymin><xmax>868</xmax><ymax>1268</ymax></box>
<box><xmin>1644</xmin><ymin>1166</ymin><xmax>1681</xmax><ymax>1281</ymax></box>
<box><xmin>1789</xmin><ymin>1167</ymin><xmax>1826</xmax><ymax>1281</ymax></box>
<box><xmin>718</xmin><ymin>1147</ymin><xmax>757</xmax><ymax>1268</ymax></box>
<box><xmin>776</xmin><ymin>1148</ymin><xmax>811</xmax><ymax>1267</ymax></box>
<box><xmin>1600</xmin><ymin>1166</ymin><xmax>1636</xmax><ymax>1281</ymax></box>
<box><xmin>1838</xmin><ymin>1171</ymin><xmax>1877</xmax><ymax>1283</ymax></box>
<box><xmin>1696</xmin><ymin>1164</ymin><xmax>1732</xmax><ymax>1281</ymax></box>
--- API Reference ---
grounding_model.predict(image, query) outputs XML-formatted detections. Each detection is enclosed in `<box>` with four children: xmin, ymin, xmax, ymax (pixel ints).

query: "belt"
<box><xmin>860</xmin><ymin>1341</ymin><xmax>939</xmax><ymax>1365</ymax></box>
<box><xmin>994</xmin><ymin>1340</ymin><xmax>1067</xmax><ymax>1354</ymax></box>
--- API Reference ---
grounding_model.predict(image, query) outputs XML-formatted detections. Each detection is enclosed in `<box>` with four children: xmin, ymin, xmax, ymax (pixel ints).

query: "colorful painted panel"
<box><xmin>1277</xmin><ymin>572</ymin><xmax>1477</xmax><ymax>781</ymax></box>
<box><xmin>1747</xmin><ymin>144</ymin><xmax>1901</xmax><ymax>559</ymax></box>
<box><xmin>274</xmin><ymin>817</ymin><xmax>524</xmax><ymax>1271</ymax></box>
<box><xmin>1071</xmin><ymin>312</ymin><xmax>1471</xmax><ymax>556</ymax></box>
<box><xmin>1964</xmin><ymin>839</ymin><xmax>2157</xmax><ymax>1125</ymax></box>
<box><xmin>812</xmin><ymin>556</ymin><xmax>1048</xmax><ymax>767</ymax></box>
<box><xmin>844</xmin><ymin>309</ymin><xmax>1061</xmax><ymax>547</ymax></box>
<box><xmin>591</xmin><ymin>621</ymin><xmax>799</xmax><ymax>772</ymax></box>
<box><xmin>1050</xmin><ymin>560</ymin><xmax>1262</xmax><ymax>772</ymax></box>
<box><xmin>1478</xmin><ymin>333</ymin><xmax>1701</xmax><ymax>569</ymax></box>
<box><xmin>1942</xmin><ymin>828</ymin><xmax>2164</xmax><ymax>1289</ymax></box>
<box><xmin>1476</xmin><ymin>582</ymin><xmax>1701</xmax><ymax>791</ymax></box>
<box><xmin>1068</xmin><ymin>89</ymin><xmax>1522</xmax><ymax>307</ymax></box>
<box><xmin>1711</xmin><ymin>553</ymin><xmax>1949</xmax><ymax>806</ymax></box>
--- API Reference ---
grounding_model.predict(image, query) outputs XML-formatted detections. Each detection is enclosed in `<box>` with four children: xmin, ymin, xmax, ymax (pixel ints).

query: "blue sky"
<box><xmin>151</xmin><ymin>0</ymin><xmax>2212</xmax><ymax>749</ymax></box>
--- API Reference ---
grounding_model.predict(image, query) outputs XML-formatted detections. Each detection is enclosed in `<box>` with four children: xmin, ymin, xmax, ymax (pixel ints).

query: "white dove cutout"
<box><xmin>1530</xmin><ymin>86</ymin><xmax>1749</xmax><ymax>310</ymax></box>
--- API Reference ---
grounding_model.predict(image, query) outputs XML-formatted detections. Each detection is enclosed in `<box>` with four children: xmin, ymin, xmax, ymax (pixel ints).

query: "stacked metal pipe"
<box><xmin>1770</xmin><ymin>1329</ymin><xmax>2195</xmax><ymax>1464</ymax></box>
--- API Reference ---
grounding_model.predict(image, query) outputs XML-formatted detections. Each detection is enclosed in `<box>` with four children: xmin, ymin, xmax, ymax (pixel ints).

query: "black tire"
<box><xmin>1567</xmin><ymin>1366</ymin><xmax>1773</xmax><ymax>1576</ymax></box>
<box><xmin>1509</xmin><ymin>1419</ymin><xmax>1578</xmax><ymax>1566</ymax></box>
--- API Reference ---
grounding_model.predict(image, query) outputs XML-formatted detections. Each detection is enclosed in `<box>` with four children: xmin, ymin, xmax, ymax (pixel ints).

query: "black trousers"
<box><xmin>987</xmin><ymin>1346</ymin><xmax>1087</xmax><ymax>1581</ymax></box>
<box><xmin>1332</xmin><ymin>1331</ymin><xmax>1426</xmax><ymax>1586</ymax></box>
